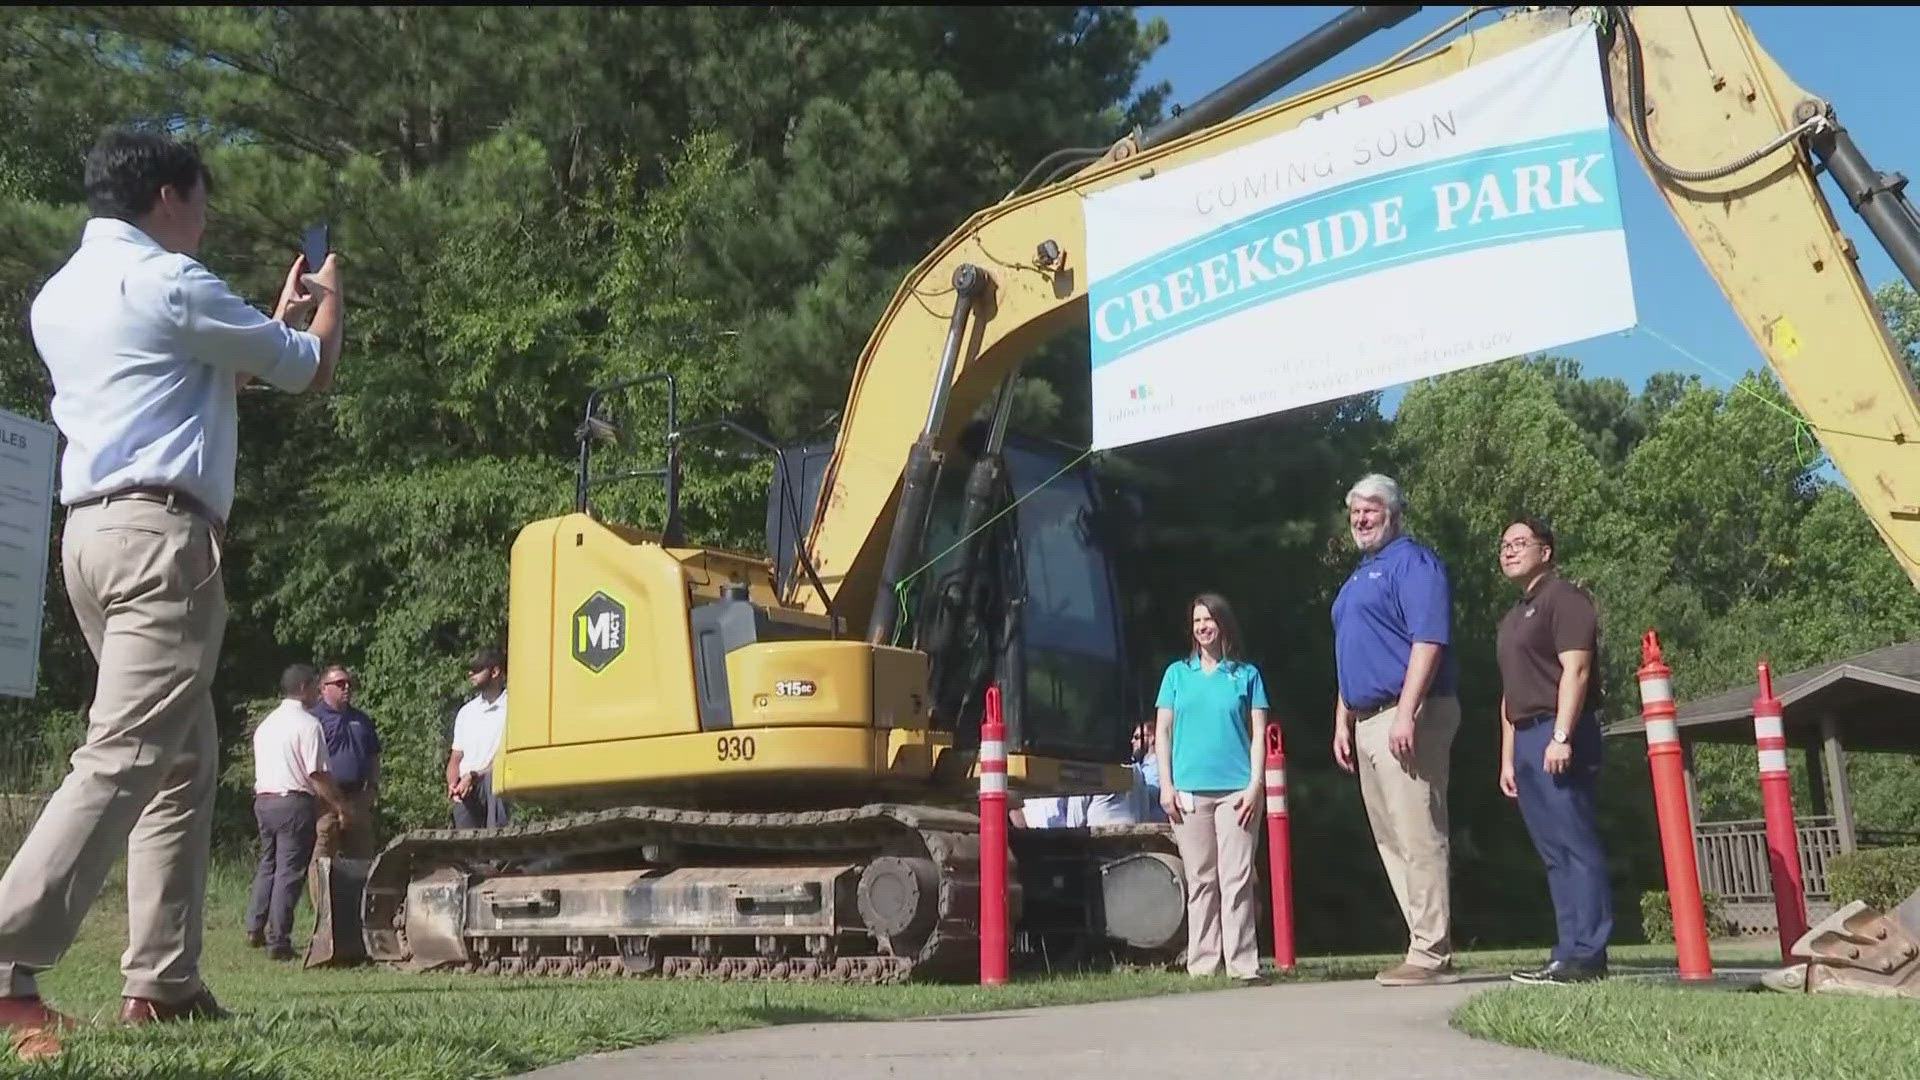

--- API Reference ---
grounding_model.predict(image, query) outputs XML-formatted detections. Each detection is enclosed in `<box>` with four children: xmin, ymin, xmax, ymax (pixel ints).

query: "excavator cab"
<box><xmin>766</xmin><ymin>433</ymin><xmax>1136</xmax><ymax>770</ymax></box>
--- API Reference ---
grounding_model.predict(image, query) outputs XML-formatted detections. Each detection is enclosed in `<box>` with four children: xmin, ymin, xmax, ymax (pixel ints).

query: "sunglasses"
<box><xmin>323</xmin><ymin>679</ymin><xmax>355</xmax><ymax>689</ymax></box>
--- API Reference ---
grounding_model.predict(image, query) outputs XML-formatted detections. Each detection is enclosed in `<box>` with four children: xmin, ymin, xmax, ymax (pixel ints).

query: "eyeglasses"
<box><xmin>1498</xmin><ymin>538</ymin><xmax>1539</xmax><ymax>554</ymax></box>
<box><xmin>323</xmin><ymin>679</ymin><xmax>354</xmax><ymax>689</ymax></box>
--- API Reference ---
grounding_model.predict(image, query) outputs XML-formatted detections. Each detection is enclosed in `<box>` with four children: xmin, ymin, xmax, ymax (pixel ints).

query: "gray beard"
<box><xmin>1354</xmin><ymin>526</ymin><xmax>1399</xmax><ymax>553</ymax></box>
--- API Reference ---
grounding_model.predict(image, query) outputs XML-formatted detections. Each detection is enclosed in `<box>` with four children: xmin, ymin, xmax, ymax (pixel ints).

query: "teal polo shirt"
<box><xmin>1155</xmin><ymin>657</ymin><xmax>1269</xmax><ymax>792</ymax></box>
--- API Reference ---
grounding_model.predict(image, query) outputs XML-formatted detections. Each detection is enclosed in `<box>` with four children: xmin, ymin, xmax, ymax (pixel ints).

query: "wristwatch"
<box><xmin>1551</xmin><ymin>729</ymin><xmax>1570</xmax><ymax>745</ymax></box>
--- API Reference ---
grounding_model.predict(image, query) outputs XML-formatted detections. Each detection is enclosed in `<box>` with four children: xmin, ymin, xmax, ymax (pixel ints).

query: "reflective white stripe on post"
<box><xmin>1754</xmin><ymin>715</ymin><xmax>1784</xmax><ymax>740</ymax></box>
<box><xmin>1644</xmin><ymin>718</ymin><xmax>1679</xmax><ymax>745</ymax></box>
<box><xmin>980</xmin><ymin>772</ymin><xmax>1007</xmax><ymax>794</ymax></box>
<box><xmin>1265</xmin><ymin>767</ymin><xmax>1287</xmax><ymax>812</ymax></box>
<box><xmin>1638</xmin><ymin>676</ymin><xmax>1673</xmax><ymax>705</ymax></box>
<box><xmin>1757</xmin><ymin>748</ymin><xmax>1789</xmax><ymax>774</ymax></box>
<box><xmin>980</xmin><ymin>740</ymin><xmax>1005</xmax><ymax>762</ymax></box>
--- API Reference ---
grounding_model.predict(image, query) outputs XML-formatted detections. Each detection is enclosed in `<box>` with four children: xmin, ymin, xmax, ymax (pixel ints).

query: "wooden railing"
<box><xmin>1859</xmin><ymin>828</ymin><xmax>1920</xmax><ymax>849</ymax></box>
<box><xmin>1694</xmin><ymin>816</ymin><xmax>1847</xmax><ymax>903</ymax></box>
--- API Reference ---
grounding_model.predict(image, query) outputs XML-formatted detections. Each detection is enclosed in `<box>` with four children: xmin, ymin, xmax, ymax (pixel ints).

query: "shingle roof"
<box><xmin>1603</xmin><ymin>641</ymin><xmax>1920</xmax><ymax>753</ymax></box>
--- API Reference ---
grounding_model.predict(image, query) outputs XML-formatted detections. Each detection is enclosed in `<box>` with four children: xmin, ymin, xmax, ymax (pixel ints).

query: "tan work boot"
<box><xmin>1376</xmin><ymin>960</ymin><xmax>1461</xmax><ymax>987</ymax></box>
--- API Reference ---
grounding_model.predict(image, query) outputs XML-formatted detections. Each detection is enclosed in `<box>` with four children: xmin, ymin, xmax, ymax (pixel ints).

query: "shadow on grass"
<box><xmin>273</xmin><ymin>981</ymin><xmax>577</xmax><ymax>999</ymax></box>
<box><xmin>744</xmin><ymin>1004</ymin><xmax>876</xmax><ymax>1026</ymax></box>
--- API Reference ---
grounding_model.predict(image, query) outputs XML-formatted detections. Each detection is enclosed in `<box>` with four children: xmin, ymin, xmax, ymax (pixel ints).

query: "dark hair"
<box><xmin>1186</xmin><ymin>592</ymin><xmax>1244</xmax><ymax>662</ymax></box>
<box><xmin>280</xmin><ymin>663</ymin><xmax>319</xmax><ymax>698</ymax></box>
<box><xmin>83</xmin><ymin>128</ymin><xmax>213</xmax><ymax>220</ymax></box>
<box><xmin>1507</xmin><ymin>516</ymin><xmax>1557</xmax><ymax>556</ymax></box>
<box><xmin>467</xmin><ymin>646</ymin><xmax>506</xmax><ymax>674</ymax></box>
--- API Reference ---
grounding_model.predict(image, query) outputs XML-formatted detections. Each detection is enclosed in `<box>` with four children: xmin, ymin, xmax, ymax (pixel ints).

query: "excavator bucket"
<box><xmin>1760</xmin><ymin>889</ymin><xmax>1920</xmax><ymax>998</ymax></box>
<box><xmin>304</xmin><ymin>856</ymin><xmax>373</xmax><ymax>968</ymax></box>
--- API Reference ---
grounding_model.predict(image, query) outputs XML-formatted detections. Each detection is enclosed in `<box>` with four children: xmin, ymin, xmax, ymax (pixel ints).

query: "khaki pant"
<box><xmin>1354</xmin><ymin>695</ymin><xmax>1460</xmax><ymax>969</ymax></box>
<box><xmin>0</xmin><ymin>498</ymin><xmax>224</xmax><ymax>1003</ymax></box>
<box><xmin>1169</xmin><ymin>790</ymin><xmax>1260</xmax><ymax>979</ymax></box>
<box><xmin>314</xmin><ymin>787</ymin><xmax>378</xmax><ymax>861</ymax></box>
<box><xmin>307</xmin><ymin>787</ymin><xmax>378</xmax><ymax>910</ymax></box>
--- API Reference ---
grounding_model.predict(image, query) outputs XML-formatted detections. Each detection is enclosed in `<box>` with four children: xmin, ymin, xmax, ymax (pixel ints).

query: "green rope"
<box><xmin>1634</xmin><ymin>325</ymin><xmax>1825</xmax><ymax>466</ymax></box>
<box><xmin>889</xmin><ymin>447</ymin><xmax>1096</xmax><ymax>647</ymax></box>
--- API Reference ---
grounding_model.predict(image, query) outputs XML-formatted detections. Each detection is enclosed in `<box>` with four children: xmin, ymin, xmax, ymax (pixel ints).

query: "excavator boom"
<box><xmin>799</xmin><ymin>5</ymin><xmax>1920</xmax><ymax>636</ymax></box>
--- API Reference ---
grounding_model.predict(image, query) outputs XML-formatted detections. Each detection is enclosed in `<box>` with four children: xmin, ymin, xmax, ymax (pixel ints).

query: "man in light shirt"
<box><xmin>245</xmin><ymin>665</ymin><xmax>354</xmax><ymax>962</ymax></box>
<box><xmin>448</xmin><ymin>648</ymin><xmax>511</xmax><ymax>829</ymax></box>
<box><xmin>0</xmin><ymin>127</ymin><xmax>345</xmax><ymax>1055</ymax></box>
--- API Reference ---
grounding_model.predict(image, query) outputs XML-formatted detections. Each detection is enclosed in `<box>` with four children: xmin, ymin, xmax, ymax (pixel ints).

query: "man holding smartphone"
<box><xmin>0</xmin><ymin>127</ymin><xmax>345</xmax><ymax>1057</ymax></box>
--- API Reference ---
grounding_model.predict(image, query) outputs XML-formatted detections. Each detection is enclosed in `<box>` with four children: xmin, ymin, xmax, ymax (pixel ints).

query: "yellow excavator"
<box><xmin>308</xmin><ymin>5</ymin><xmax>1920</xmax><ymax>989</ymax></box>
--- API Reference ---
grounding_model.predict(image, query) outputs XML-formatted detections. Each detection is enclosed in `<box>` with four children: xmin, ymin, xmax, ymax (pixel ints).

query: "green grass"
<box><xmin>1454</xmin><ymin>976</ymin><xmax>1920</xmax><ymax>1080</ymax></box>
<box><xmin>12</xmin><ymin>862</ymin><xmax>1222</xmax><ymax>1079</ymax></box>
<box><xmin>6</xmin><ymin>860</ymin><xmax>1808</xmax><ymax>1079</ymax></box>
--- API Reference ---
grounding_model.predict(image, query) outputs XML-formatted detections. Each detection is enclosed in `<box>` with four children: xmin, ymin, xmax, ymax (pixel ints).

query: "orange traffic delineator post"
<box><xmin>1753</xmin><ymin>660</ymin><xmax>1809</xmax><ymax>961</ymax></box>
<box><xmin>1263</xmin><ymin>724</ymin><xmax>1296</xmax><ymax>972</ymax></box>
<box><xmin>978</xmin><ymin>684</ymin><xmax>1009</xmax><ymax>986</ymax></box>
<box><xmin>1637</xmin><ymin>630</ymin><xmax>1714</xmax><ymax>981</ymax></box>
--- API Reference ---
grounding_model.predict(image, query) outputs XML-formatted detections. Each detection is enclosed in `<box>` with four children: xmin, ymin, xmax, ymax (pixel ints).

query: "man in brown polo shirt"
<box><xmin>1494</xmin><ymin>516</ymin><xmax>1612</xmax><ymax>985</ymax></box>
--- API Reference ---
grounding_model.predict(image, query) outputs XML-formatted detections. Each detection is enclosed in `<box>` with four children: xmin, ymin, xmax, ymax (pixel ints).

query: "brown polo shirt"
<box><xmin>1495</xmin><ymin>571</ymin><xmax>1600</xmax><ymax>723</ymax></box>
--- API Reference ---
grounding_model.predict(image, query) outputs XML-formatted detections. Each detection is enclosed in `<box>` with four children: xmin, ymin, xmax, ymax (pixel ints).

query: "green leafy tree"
<box><xmin>0</xmin><ymin>5</ymin><xmax>1170</xmax><ymax>835</ymax></box>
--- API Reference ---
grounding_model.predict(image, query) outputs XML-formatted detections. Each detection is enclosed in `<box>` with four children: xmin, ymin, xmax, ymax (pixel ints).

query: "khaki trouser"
<box><xmin>1354</xmin><ymin>695</ymin><xmax>1460</xmax><ymax>969</ymax></box>
<box><xmin>314</xmin><ymin>787</ymin><xmax>378</xmax><ymax>861</ymax></box>
<box><xmin>308</xmin><ymin>787</ymin><xmax>378</xmax><ymax>910</ymax></box>
<box><xmin>1169</xmin><ymin>790</ymin><xmax>1261</xmax><ymax>979</ymax></box>
<box><xmin>0</xmin><ymin>498</ymin><xmax>225</xmax><ymax>1003</ymax></box>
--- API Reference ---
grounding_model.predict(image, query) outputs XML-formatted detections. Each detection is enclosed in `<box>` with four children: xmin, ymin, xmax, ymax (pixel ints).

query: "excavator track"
<box><xmin>359</xmin><ymin>803</ymin><xmax>981</xmax><ymax>984</ymax></box>
<box><xmin>334</xmin><ymin>803</ymin><xmax>1183</xmax><ymax>984</ymax></box>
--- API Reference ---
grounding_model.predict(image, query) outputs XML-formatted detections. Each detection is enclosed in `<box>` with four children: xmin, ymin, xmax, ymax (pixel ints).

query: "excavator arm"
<box><xmin>797</xmin><ymin>4</ymin><xmax>1920</xmax><ymax>638</ymax></box>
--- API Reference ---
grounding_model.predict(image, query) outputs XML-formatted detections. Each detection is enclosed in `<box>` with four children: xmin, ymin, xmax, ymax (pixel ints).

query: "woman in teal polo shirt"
<box><xmin>1155</xmin><ymin>592</ymin><xmax>1270</xmax><ymax>983</ymax></box>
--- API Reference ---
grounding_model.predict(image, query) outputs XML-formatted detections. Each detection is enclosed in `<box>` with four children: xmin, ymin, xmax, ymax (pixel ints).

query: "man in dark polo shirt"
<box><xmin>310</xmin><ymin>664</ymin><xmax>380</xmax><ymax>863</ymax></box>
<box><xmin>1495</xmin><ymin>516</ymin><xmax>1612</xmax><ymax>985</ymax></box>
<box><xmin>1331</xmin><ymin>473</ymin><xmax>1462</xmax><ymax>987</ymax></box>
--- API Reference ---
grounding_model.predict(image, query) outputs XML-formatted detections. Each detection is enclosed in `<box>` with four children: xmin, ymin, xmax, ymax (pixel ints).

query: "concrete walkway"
<box><xmin>513</xmin><ymin>974</ymin><xmax>1631</xmax><ymax>1080</ymax></box>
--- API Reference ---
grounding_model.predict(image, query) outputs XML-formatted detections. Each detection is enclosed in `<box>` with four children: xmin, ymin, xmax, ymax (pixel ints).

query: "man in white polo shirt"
<box><xmin>0</xmin><ymin>127</ymin><xmax>345</xmax><ymax>1055</ymax></box>
<box><xmin>244</xmin><ymin>665</ymin><xmax>354</xmax><ymax>962</ymax></box>
<box><xmin>448</xmin><ymin>648</ymin><xmax>511</xmax><ymax>829</ymax></box>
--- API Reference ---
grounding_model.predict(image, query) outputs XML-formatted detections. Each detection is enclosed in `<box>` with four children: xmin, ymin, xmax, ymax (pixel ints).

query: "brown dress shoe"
<box><xmin>0</xmin><ymin>996</ymin><xmax>75</xmax><ymax>1061</ymax></box>
<box><xmin>119</xmin><ymin>987</ymin><xmax>231</xmax><ymax>1025</ymax></box>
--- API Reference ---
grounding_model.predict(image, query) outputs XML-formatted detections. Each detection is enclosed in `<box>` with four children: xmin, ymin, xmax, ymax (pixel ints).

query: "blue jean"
<box><xmin>1513</xmin><ymin>713</ymin><xmax>1612</xmax><ymax>965</ymax></box>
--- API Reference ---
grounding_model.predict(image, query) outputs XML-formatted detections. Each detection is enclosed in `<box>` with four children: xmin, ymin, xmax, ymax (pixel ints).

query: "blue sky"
<box><xmin>1132</xmin><ymin>6</ymin><xmax>1919</xmax><ymax>415</ymax></box>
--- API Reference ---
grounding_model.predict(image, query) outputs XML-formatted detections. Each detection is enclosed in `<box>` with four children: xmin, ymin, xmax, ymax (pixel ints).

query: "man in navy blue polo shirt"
<box><xmin>1330</xmin><ymin>473</ymin><xmax>1462</xmax><ymax>987</ymax></box>
<box><xmin>310</xmin><ymin>664</ymin><xmax>380</xmax><ymax>863</ymax></box>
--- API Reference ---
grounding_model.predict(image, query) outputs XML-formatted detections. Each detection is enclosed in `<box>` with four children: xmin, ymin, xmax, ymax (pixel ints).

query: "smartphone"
<box><xmin>301</xmin><ymin>223</ymin><xmax>330</xmax><ymax>273</ymax></box>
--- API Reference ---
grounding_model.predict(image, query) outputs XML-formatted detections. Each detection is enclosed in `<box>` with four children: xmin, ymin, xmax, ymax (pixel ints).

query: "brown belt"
<box><xmin>72</xmin><ymin>485</ymin><xmax>226</xmax><ymax>540</ymax></box>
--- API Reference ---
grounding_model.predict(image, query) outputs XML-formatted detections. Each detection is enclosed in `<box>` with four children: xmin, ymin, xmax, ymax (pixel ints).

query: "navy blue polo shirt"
<box><xmin>1331</xmin><ymin>534</ymin><xmax>1457</xmax><ymax>712</ymax></box>
<box><xmin>313</xmin><ymin>702</ymin><xmax>381</xmax><ymax>788</ymax></box>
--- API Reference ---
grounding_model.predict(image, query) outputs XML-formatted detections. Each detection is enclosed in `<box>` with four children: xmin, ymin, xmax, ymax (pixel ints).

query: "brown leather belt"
<box><xmin>72</xmin><ymin>485</ymin><xmax>226</xmax><ymax>540</ymax></box>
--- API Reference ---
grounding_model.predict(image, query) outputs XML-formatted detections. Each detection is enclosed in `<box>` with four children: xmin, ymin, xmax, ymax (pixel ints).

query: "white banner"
<box><xmin>1085</xmin><ymin>23</ymin><xmax>1636</xmax><ymax>451</ymax></box>
<box><xmin>0</xmin><ymin>407</ymin><xmax>57</xmax><ymax>698</ymax></box>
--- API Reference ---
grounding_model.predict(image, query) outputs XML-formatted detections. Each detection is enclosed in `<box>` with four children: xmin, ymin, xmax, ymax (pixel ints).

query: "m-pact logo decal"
<box><xmin>572</xmin><ymin>591</ymin><xmax>626</xmax><ymax>672</ymax></box>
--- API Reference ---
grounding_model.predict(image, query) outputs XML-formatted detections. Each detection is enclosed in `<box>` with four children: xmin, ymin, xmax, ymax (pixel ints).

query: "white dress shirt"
<box><xmin>253</xmin><ymin>699</ymin><xmax>330</xmax><ymax>796</ymax></box>
<box><xmin>452</xmin><ymin>690</ymin><xmax>509</xmax><ymax>778</ymax></box>
<box><xmin>1021</xmin><ymin>795</ymin><xmax>1091</xmax><ymax>829</ymax></box>
<box><xmin>29</xmin><ymin>218</ymin><xmax>322</xmax><ymax>521</ymax></box>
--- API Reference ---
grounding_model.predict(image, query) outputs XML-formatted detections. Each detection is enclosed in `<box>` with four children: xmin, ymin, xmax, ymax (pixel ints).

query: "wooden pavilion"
<box><xmin>1604</xmin><ymin>641</ymin><xmax>1920</xmax><ymax>934</ymax></box>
